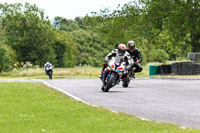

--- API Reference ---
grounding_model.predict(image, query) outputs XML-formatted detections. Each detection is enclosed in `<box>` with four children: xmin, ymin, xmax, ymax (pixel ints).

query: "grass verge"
<box><xmin>0</xmin><ymin>65</ymin><xmax>149</xmax><ymax>79</ymax></box>
<box><xmin>0</xmin><ymin>62</ymin><xmax>200</xmax><ymax>79</ymax></box>
<box><xmin>0</xmin><ymin>66</ymin><xmax>101</xmax><ymax>79</ymax></box>
<box><xmin>0</xmin><ymin>82</ymin><xmax>199</xmax><ymax>133</ymax></box>
<box><xmin>0</xmin><ymin>67</ymin><xmax>148</xmax><ymax>79</ymax></box>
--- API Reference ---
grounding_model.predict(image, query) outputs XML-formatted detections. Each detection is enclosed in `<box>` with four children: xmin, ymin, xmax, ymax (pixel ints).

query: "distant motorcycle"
<box><xmin>45</xmin><ymin>66</ymin><xmax>53</xmax><ymax>79</ymax></box>
<box><xmin>101</xmin><ymin>56</ymin><xmax>131</xmax><ymax>92</ymax></box>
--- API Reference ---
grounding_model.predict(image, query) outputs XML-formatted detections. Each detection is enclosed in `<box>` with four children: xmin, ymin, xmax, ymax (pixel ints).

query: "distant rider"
<box><xmin>99</xmin><ymin>44</ymin><xmax>133</xmax><ymax>78</ymax></box>
<box><xmin>126</xmin><ymin>40</ymin><xmax>143</xmax><ymax>78</ymax></box>
<box><xmin>44</xmin><ymin>62</ymin><xmax>53</xmax><ymax>75</ymax></box>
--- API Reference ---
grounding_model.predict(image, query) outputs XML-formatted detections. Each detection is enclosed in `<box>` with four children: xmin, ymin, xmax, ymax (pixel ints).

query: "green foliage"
<box><xmin>52</xmin><ymin>30</ymin><xmax>78</xmax><ymax>68</ymax></box>
<box><xmin>53</xmin><ymin>16</ymin><xmax>80</xmax><ymax>32</ymax></box>
<box><xmin>88</xmin><ymin>0</ymin><xmax>199</xmax><ymax>63</ymax></box>
<box><xmin>0</xmin><ymin>3</ymin><xmax>56</xmax><ymax>66</ymax></box>
<box><xmin>145</xmin><ymin>48</ymin><xmax>169</xmax><ymax>63</ymax></box>
<box><xmin>72</xmin><ymin>29</ymin><xmax>113</xmax><ymax>67</ymax></box>
<box><xmin>0</xmin><ymin>44</ymin><xmax>16</xmax><ymax>72</ymax></box>
<box><xmin>0</xmin><ymin>1</ymin><xmax>199</xmax><ymax>70</ymax></box>
<box><xmin>140</xmin><ymin>49</ymin><xmax>147</xmax><ymax>66</ymax></box>
<box><xmin>0</xmin><ymin>3</ymin><xmax>80</xmax><ymax>69</ymax></box>
<box><xmin>143</xmin><ymin>0</ymin><xmax>200</xmax><ymax>52</ymax></box>
<box><xmin>0</xmin><ymin>82</ymin><xmax>198</xmax><ymax>133</ymax></box>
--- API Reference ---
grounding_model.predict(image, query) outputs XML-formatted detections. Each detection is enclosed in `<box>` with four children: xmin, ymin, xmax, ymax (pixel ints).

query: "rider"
<box><xmin>44</xmin><ymin>62</ymin><xmax>53</xmax><ymax>75</ymax></box>
<box><xmin>126</xmin><ymin>40</ymin><xmax>143</xmax><ymax>78</ymax></box>
<box><xmin>99</xmin><ymin>44</ymin><xmax>133</xmax><ymax>78</ymax></box>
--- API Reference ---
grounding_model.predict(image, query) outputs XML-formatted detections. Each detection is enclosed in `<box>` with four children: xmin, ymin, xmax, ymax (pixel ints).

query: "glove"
<box><xmin>103</xmin><ymin>62</ymin><xmax>108</xmax><ymax>67</ymax></box>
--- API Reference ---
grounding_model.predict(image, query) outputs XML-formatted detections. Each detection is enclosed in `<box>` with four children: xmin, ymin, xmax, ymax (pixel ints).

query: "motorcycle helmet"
<box><xmin>118</xmin><ymin>44</ymin><xmax>126</xmax><ymax>56</ymax></box>
<box><xmin>127</xmin><ymin>40</ymin><xmax>136</xmax><ymax>50</ymax></box>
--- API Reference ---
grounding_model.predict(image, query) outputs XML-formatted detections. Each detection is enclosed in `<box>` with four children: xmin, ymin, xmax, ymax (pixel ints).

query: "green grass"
<box><xmin>0</xmin><ymin>66</ymin><xmax>149</xmax><ymax>79</ymax></box>
<box><xmin>0</xmin><ymin>66</ymin><xmax>101</xmax><ymax>79</ymax></box>
<box><xmin>0</xmin><ymin>61</ymin><xmax>200</xmax><ymax>79</ymax></box>
<box><xmin>0</xmin><ymin>82</ymin><xmax>199</xmax><ymax>133</ymax></box>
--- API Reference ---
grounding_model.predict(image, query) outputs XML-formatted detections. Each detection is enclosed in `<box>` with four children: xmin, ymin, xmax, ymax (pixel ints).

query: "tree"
<box><xmin>72</xmin><ymin>29</ymin><xmax>113</xmax><ymax>67</ymax></box>
<box><xmin>0</xmin><ymin>22</ymin><xmax>16</xmax><ymax>72</ymax></box>
<box><xmin>0</xmin><ymin>44</ymin><xmax>16</xmax><ymax>72</ymax></box>
<box><xmin>0</xmin><ymin>3</ymin><xmax>56</xmax><ymax>66</ymax></box>
<box><xmin>53</xmin><ymin>16</ymin><xmax>114</xmax><ymax>67</ymax></box>
<box><xmin>51</xmin><ymin>30</ymin><xmax>78</xmax><ymax>68</ymax></box>
<box><xmin>53</xmin><ymin>17</ymin><xmax>80</xmax><ymax>32</ymax></box>
<box><xmin>143</xmin><ymin>0</ymin><xmax>200</xmax><ymax>52</ymax></box>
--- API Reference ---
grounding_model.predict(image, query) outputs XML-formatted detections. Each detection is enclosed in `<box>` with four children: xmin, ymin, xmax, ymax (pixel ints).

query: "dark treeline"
<box><xmin>0</xmin><ymin>1</ymin><xmax>199</xmax><ymax>72</ymax></box>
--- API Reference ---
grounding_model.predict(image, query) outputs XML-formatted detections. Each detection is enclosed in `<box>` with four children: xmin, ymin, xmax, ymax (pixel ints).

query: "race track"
<box><xmin>43</xmin><ymin>78</ymin><xmax>200</xmax><ymax>129</ymax></box>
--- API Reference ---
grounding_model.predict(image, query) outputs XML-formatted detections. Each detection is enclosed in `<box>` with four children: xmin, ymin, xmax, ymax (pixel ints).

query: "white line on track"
<box><xmin>2</xmin><ymin>79</ymin><xmax>189</xmax><ymax>129</ymax></box>
<box><xmin>37</xmin><ymin>80</ymin><xmax>119</xmax><ymax>114</ymax></box>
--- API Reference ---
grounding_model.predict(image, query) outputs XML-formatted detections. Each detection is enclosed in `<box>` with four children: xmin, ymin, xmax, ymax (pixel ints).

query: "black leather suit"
<box><xmin>126</xmin><ymin>48</ymin><xmax>143</xmax><ymax>73</ymax></box>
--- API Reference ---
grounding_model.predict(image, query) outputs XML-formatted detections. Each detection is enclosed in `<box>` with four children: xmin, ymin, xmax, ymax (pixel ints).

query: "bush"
<box><xmin>146</xmin><ymin>49</ymin><xmax>169</xmax><ymax>63</ymax></box>
<box><xmin>0</xmin><ymin>44</ymin><xmax>16</xmax><ymax>72</ymax></box>
<box><xmin>139</xmin><ymin>48</ymin><xmax>147</xmax><ymax>66</ymax></box>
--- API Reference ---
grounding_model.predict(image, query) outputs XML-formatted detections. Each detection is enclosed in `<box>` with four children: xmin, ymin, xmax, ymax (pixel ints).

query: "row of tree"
<box><xmin>0</xmin><ymin>1</ymin><xmax>199</xmax><ymax>72</ymax></box>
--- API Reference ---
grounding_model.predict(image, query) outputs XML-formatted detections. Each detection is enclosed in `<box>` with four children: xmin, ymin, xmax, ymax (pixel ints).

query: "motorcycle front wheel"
<box><xmin>102</xmin><ymin>74</ymin><xmax>115</xmax><ymax>92</ymax></box>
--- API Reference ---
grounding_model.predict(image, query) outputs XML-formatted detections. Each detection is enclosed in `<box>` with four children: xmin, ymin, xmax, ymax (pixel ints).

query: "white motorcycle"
<box><xmin>45</xmin><ymin>66</ymin><xmax>53</xmax><ymax>79</ymax></box>
<box><xmin>101</xmin><ymin>56</ymin><xmax>131</xmax><ymax>92</ymax></box>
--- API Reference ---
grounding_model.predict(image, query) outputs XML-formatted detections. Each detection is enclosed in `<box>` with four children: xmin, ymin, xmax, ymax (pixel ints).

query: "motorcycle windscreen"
<box><xmin>114</xmin><ymin>57</ymin><xmax>124</xmax><ymax>71</ymax></box>
<box><xmin>114</xmin><ymin>56</ymin><xmax>123</xmax><ymax>66</ymax></box>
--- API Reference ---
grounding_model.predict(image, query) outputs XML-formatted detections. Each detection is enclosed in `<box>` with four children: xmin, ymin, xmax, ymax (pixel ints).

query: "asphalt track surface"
<box><xmin>1</xmin><ymin>78</ymin><xmax>200</xmax><ymax>129</ymax></box>
<box><xmin>42</xmin><ymin>78</ymin><xmax>200</xmax><ymax>129</ymax></box>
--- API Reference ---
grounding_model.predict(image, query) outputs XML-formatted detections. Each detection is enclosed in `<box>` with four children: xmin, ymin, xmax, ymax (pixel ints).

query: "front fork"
<box><xmin>103</xmin><ymin>71</ymin><xmax>119</xmax><ymax>86</ymax></box>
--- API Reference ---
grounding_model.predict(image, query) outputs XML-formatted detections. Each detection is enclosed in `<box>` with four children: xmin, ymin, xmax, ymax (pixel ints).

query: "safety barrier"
<box><xmin>149</xmin><ymin>62</ymin><xmax>200</xmax><ymax>75</ymax></box>
<box><xmin>172</xmin><ymin>62</ymin><xmax>200</xmax><ymax>75</ymax></box>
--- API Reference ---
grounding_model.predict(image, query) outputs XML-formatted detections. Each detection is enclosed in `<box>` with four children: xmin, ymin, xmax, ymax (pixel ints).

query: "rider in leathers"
<box><xmin>44</xmin><ymin>62</ymin><xmax>53</xmax><ymax>75</ymax></box>
<box><xmin>99</xmin><ymin>44</ymin><xmax>133</xmax><ymax>78</ymax></box>
<box><xmin>126</xmin><ymin>40</ymin><xmax>143</xmax><ymax>78</ymax></box>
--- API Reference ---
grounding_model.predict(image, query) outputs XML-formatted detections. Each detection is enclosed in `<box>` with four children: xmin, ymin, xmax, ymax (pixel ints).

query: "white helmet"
<box><xmin>118</xmin><ymin>44</ymin><xmax>126</xmax><ymax>56</ymax></box>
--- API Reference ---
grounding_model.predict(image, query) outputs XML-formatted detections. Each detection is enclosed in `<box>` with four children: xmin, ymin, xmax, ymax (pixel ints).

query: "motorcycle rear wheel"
<box><xmin>122</xmin><ymin>78</ymin><xmax>129</xmax><ymax>88</ymax></box>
